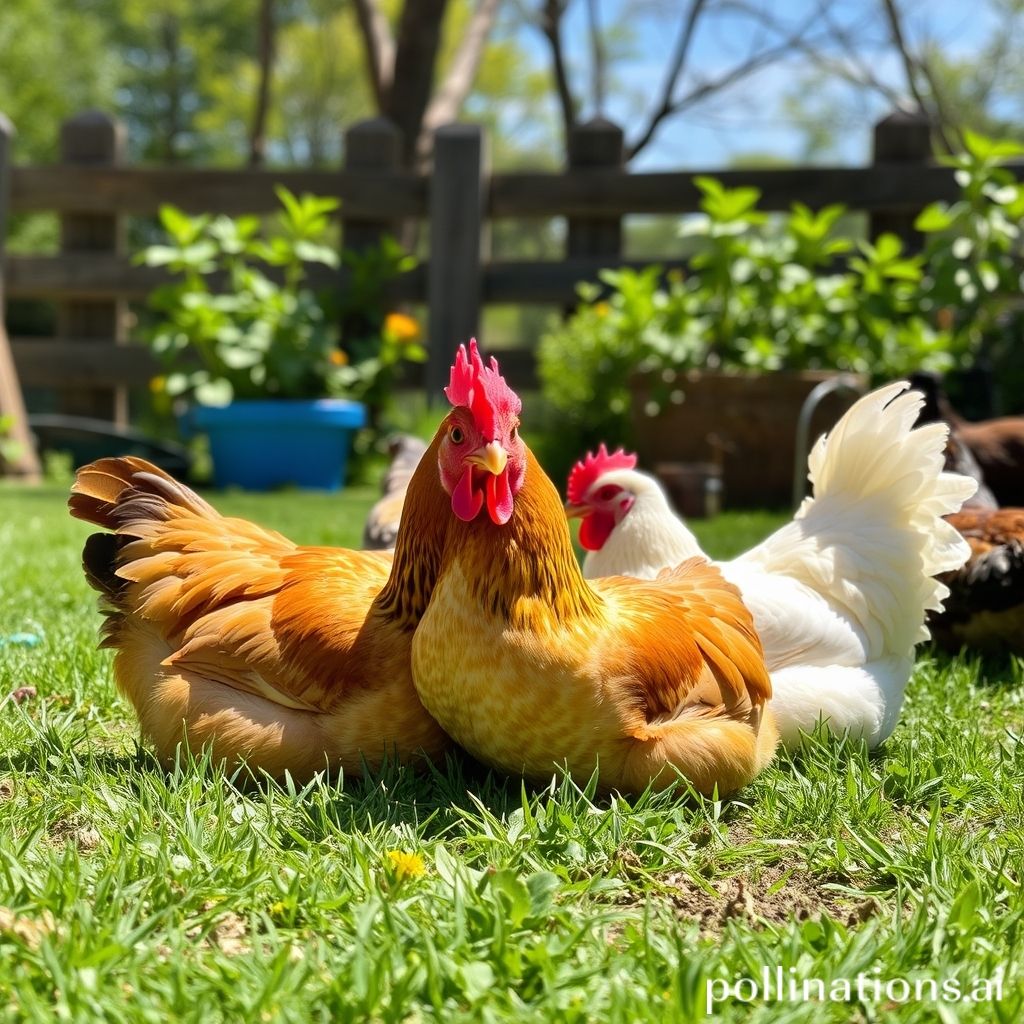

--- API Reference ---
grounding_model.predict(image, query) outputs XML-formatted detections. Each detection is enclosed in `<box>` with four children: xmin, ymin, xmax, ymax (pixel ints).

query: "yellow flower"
<box><xmin>385</xmin><ymin>850</ymin><xmax>426</xmax><ymax>881</ymax></box>
<box><xmin>594</xmin><ymin>301</ymin><xmax>611</xmax><ymax>318</ymax></box>
<box><xmin>150</xmin><ymin>376</ymin><xmax>167</xmax><ymax>394</ymax></box>
<box><xmin>383</xmin><ymin>312</ymin><xmax>421</xmax><ymax>344</ymax></box>
<box><xmin>329</xmin><ymin>349</ymin><xmax>349</xmax><ymax>367</ymax></box>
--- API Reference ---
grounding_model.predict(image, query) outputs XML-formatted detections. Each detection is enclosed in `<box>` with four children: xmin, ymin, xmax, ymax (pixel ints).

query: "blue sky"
<box><xmin>506</xmin><ymin>1</ymin><xmax>1001</xmax><ymax>169</ymax></box>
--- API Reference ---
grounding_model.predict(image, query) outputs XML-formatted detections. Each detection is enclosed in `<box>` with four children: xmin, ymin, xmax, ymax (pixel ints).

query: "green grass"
<box><xmin>0</xmin><ymin>484</ymin><xmax>1022</xmax><ymax>1022</ymax></box>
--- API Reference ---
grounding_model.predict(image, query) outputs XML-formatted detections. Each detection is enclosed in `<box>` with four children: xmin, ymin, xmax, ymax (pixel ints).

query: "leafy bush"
<box><xmin>138</xmin><ymin>188</ymin><xmax>424</xmax><ymax>419</ymax></box>
<box><xmin>538</xmin><ymin>131</ymin><xmax>1024</xmax><ymax>470</ymax></box>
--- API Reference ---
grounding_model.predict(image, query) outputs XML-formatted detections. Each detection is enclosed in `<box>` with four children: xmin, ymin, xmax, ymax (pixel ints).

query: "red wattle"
<box><xmin>486</xmin><ymin>468</ymin><xmax>514</xmax><ymax>525</ymax></box>
<box><xmin>452</xmin><ymin>467</ymin><xmax>484</xmax><ymax>522</ymax></box>
<box><xmin>578</xmin><ymin>510</ymin><xmax>616</xmax><ymax>551</ymax></box>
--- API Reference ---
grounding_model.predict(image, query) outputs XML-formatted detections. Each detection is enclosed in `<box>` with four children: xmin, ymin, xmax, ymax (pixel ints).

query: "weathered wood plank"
<box><xmin>567</xmin><ymin>119</ymin><xmax>624</xmax><ymax>267</ymax></box>
<box><xmin>12</xmin><ymin>337</ymin><xmax>541</xmax><ymax>392</ymax></box>
<box><xmin>10</xmin><ymin>165</ymin><xmax>425</xmax><ymax>218</ymax></box>
<box><xmin>870</xmin><ymin>110</ymin><xmax>933</xmax><ymax>252</ymax></box>
<box><xmin>342</xmin><ymin>119</ymin><xmax>404</xmax><ymax>250</ymax></box>
<box><xmin>16</xmin><ymin>155</ymin><xmax>1011</xmax><ymax>222</ymax></box>
<box><xmin>11</xmin><ymin>338</ymin><xmax>158</xmax><ymax>387</ymax></box>
<box><xmin>488</xmin><ymin>163</ymin><xmax>1024</xmax><ymax>218</ymax></box>
<box><xmin>57</xmin><ymin>112</ymin><xmax>129</xmax><ymax>423</ymax></box>
<box><xmin>4</xmin><ymin>255</ymin><xmax>427</xmax><ymax>301</ymax></box>
<box><xmin>483</xmin><ymin>258</ymin><xmax>689</xmax><ymax>304</ymax></box>
<box><xmin>427</xmin><ymin>124</ymin><xmax>486</xmax><ymax>395</ymax></box>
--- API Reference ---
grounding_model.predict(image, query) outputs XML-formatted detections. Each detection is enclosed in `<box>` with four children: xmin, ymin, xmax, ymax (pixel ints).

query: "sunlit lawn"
<box><xmin>0</xmin><ymin>483</ymin><xmax>1021</xmax><ymax>1022</ymax></box>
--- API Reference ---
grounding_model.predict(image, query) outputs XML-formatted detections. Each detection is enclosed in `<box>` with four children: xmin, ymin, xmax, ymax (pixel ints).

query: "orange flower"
<box><xmin>329</xmin><ymin>349</ymin><xmax>349</xmax><ymax>366</ymax></box>
<box><xmin>384</xmin><ymin>312</ymin><xmax>421</xmax><ymax>344</ymax></box>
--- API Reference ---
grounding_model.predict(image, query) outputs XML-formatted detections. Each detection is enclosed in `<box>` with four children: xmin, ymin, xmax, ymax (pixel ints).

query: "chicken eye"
<box><xmin>597</xmin><ymin>485</ymin><xmax>621</xmax><ymax>502</ymax></box>
<box><xmin>510</xmin><ymin>424</ymin><xmax>518</xmax><ymax>440</ymax></box>
<box><xmin>450</xmin><ymin>426</ymin><xmax>465</xmax><ymax>445</ymax></box>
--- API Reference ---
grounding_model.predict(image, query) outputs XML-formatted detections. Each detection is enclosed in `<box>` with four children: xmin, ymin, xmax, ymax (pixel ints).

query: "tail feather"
<box><xmin>82</xmin><ymin>532</ymin><xmax>126</xmax><ymax>599</ymax></box>
<box><xmin>70</xmin><ymin>456</ymin><xmax>217</xmax><ymax>533</ymax></box>
<box><xmin>70</xmin><ymin>457</ymin><xmax>222</xmax><ymax>614</ymax></box>
<box><xmin>739</xmin><ymin>382</ymin><xmax>976</xmax><ymax>659</ymax></box>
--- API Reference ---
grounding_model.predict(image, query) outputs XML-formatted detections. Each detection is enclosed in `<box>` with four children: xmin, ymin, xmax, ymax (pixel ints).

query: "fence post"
<box><xmin>0</xmin><ymin>113</ymin><xmax>42</xmax><ymax>480</ymax></box>
<box><xmin>56</xmin><ymin>110</ymin><xmax>128</xmax><ymax>426</ymax></box>
<box><xmin>342</xmin><ymin>117</ymin><xmax>402</xmax><ymax>255</ymax></box>
<box><xmin>427</xmin><ymin>123</ymin><xmax>486</xmax><ymax>399</ymax></box>
<box><xmin>870</xmin><ymin>108</ymin><xmax>932</xmax><ymax>254</ymax></box>
<box><xmin>567</xmin><ymin>117</ymin><xmax>624</xmax><ymax>263</ymax></box>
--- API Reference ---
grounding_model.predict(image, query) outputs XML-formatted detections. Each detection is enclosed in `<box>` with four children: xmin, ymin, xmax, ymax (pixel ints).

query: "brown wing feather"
<box><xmin>164</xmin><ymin>547</ymin><xmax>393</xmax><ymax>711</ymax></box>
<box><xmin>593</xmin><ymin>557</ymin><xmax>771</xmax><ymax>728</ymax></box>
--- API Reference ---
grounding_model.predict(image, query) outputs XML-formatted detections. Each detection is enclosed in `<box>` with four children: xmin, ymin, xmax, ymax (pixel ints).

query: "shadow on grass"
<box><xmin>922</xmin><ymin>645</ymin><xmax>1024</xmax><ymax>691</ymax></box>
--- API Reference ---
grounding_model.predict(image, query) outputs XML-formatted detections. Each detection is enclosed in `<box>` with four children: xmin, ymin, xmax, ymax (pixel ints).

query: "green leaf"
<box><xmin>914</xmin><ymin>205</ymin><xmax>955</xmax><ymax>232</ymax></box>
<box><xmin>963</xmin><ymin>129</ymin><xmax>1024</xmax><ymax>162</ymax></box>
<box><xmin>158</xmin><ymin>204</ymin><xmax>204</xmax><ymax>245</ymax></box>
<box><xmin>526</xmin><ymin>871</ymin><xmax>559</xmax><ymax>916</ymax></box>
<box><xmin>949</xmin><ymin>880</ymin><xmax>982</xmax><ymax>930</ymax></box>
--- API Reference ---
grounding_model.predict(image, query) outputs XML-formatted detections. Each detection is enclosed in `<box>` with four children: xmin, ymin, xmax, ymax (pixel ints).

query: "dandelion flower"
<box><xmin>385</xmin><ymin>850</ymin><xmax>425</xmax><ymax>881</ymax></box>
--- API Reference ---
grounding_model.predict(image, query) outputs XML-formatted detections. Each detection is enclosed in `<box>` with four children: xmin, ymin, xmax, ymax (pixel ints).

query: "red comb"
<box><xmin>444</xmin><ymin>339</ymin><xmax>521</xmax><ymax>438</ymax></box>
<box><xmin>567</xmin><ymin>444</ymin><xmax>637</xmax><ymax>505</ymax></box>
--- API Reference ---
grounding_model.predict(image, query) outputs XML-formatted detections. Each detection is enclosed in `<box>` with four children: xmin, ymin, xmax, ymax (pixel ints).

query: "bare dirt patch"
<box><xmin>658</xmin><ymin>862</ymin><xmax>880</xmax><ymax>935</ymax></box>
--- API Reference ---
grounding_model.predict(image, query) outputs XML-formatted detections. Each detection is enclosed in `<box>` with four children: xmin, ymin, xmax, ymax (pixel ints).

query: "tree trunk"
<box><xmin>249</xmin><ymin>0</ymin><xmax>276</xmax><ymax>166</ymax></box>
<box><xmin>382</xmin><ymin>0</ymin><xmax>450</xmax><ymax>167</ymax></box>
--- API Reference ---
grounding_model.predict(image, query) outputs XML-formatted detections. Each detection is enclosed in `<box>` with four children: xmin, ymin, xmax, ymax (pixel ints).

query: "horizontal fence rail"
<box><xmin>11</xmin><ymin>162</ymin><xmax>1007</xmax><ymax>220</ymax></box>
<box><xmin>3</xmin><ymin>107</ymin><xmax>1011</xmax><ymax>425</ymax></box>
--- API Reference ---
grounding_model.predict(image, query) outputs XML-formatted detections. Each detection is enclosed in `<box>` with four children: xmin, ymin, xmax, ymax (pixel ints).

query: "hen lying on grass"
<box><xmin>564</xmin><ymin>384</ymin><xmax>975</xmax><ymax>749</ymax></box>
<box><xmin>69</xmin><ymin>451</ymin><xmax>452</xmax><ymax>780</ymax></box>
<box><xmin>409</xmin><ymin>340</ymin><xmax>778</xmax><ymax>797</ymax></box>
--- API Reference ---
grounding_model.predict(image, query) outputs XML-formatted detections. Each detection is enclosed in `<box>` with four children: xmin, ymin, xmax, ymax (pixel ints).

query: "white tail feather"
<box><xmin>738</xmin><ymin>382</ymin><xmax>976</xmax><ymax>660</ymax></box>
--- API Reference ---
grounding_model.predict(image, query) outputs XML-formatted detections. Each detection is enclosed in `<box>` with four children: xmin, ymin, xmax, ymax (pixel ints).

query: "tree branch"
<box><xmin>628</xmin><ymin>4</ymin><xmax>825</xmax><ymax>160</ymax></box>
<box><xmin>420</xmin><ymin>0</ymin><xmax>503</xmax><ymax>148</ymax></box>
<box><xmin>386</xmin><ymin>0</ymin><xmax>451</xmax><ymax>166</ymax></box>
<box><xmin>626</xmin><ymin>0</ymin><xmax>708</xmax><ymax>161</ymax></box>
<box><xmin>351</xmin><ymin>0</ymin><xmax>396</xmax><ymax>110</ymax></box>
<box><xmin>248</xmin><ymin>0</ymin><xmax>276</xmax><ymax>166</ymax></box>
<box><xmin>538</xmin><ymin>0</ymin><xmax>578</xmax><ymax>149</ymax></box>
<box><xmin>793</xmin><ymin>0</ymin><xmax>904</xmax><ymax>106</ymax></box>
<box><xmin>879</xmin><ymin>0</ymin><xmax>955</xmax><ymax>153</ymax></box>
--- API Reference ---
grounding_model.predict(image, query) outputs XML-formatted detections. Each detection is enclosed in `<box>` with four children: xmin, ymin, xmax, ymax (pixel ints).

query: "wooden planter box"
<box><xmin>630</xmin><ymin>370</ymin><xmax>866</xmax><ymax>508</ymax></box>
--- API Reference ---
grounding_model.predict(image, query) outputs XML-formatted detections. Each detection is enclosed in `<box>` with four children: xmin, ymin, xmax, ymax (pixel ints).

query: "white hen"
<box><xmin>565</xmin><ymin>383</ymin><xmax>976</xmax><ymax>749</ymax></box>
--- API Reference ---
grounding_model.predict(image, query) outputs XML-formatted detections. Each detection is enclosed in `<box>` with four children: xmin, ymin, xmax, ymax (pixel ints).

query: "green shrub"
<box><xmin>538</xmin><ymin>131</ymin><xmax>1024</xmax><ymax>476</ymax></box>
<box><xmin>137</xmin><ymin>188</ymin><xmax>424</xmax><ymax>420</ymax></box>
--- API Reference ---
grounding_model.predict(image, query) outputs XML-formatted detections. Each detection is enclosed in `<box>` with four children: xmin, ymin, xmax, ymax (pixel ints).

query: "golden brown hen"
<box><xmin>69</xmin><ymin>453</ymin><xmax>452</xmax><ymax>779</ymax></box>
<box><xmin>409</xmin><ymin>341</ymin><xmax>777</xmax><ymax>796</ymax></box>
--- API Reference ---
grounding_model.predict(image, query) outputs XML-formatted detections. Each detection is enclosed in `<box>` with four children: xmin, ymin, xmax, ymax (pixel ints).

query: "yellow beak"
<box><xmin>564</xmin><ymin>502</ymin><xmax>590</xmax><ymax>519</ymax></box>
<box><xmin>468</xmin><ymin>441</ymin><xmax>508</xmax><ymax>476</ymax></box>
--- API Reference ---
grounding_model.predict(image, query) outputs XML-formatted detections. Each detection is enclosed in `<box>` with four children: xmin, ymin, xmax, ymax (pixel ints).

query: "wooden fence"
<box><xmin>2</xmin><ymin>107</ymin><xmax>1016</xmax><ymax>427</ymax></box>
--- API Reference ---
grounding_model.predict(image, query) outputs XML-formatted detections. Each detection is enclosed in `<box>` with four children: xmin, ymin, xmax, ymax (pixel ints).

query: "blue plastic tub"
<box><xmin>190</xmin><ymin>399</ymin><xmax>367</xmax><ymax>491</ymax></box>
